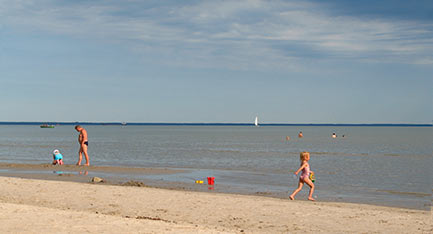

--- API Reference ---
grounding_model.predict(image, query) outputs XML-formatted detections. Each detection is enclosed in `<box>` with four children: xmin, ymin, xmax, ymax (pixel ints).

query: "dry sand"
<box><xmin>0</xmin><ymin>176</ymin><xmax>430</xmax><ymax>233</ymax></box>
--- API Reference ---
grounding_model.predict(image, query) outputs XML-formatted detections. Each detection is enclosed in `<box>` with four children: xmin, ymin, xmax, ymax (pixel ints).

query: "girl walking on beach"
<box><xmin>289</xmin><ymin>152</ymin><xmax>315</xmax><ymax>201</ymax></box>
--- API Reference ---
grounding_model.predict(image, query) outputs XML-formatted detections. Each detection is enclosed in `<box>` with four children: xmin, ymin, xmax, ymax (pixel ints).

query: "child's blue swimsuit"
<box><xmin>54</xmin><ymin>153</ymin><xmax>63</xmax><ymax>160</ymax></box>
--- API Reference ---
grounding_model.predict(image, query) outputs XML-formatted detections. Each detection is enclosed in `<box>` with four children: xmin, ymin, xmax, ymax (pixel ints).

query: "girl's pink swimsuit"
<box><xmin>300</xmin><ymin>163</ymin><xmax>310</xmax><ymax>181</ymax></box>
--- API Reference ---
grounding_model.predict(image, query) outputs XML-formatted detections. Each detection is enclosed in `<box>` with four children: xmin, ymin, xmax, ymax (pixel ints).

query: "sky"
<box><xmin>0</xmin><ymin>0</ymin><xmax>432</xmax><ymax>124</ymax></box>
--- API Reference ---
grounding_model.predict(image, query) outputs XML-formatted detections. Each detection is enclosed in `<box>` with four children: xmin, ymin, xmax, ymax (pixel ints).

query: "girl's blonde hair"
<box><xmin>300</xmin><ymin>151</ymin><xmax>310</xmax><ymax>161</ymax></box>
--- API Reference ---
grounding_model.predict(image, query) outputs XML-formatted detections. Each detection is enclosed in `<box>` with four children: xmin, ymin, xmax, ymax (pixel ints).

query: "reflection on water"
<box><xmin>79</xmin><ymin>171</ymin><xmax>88</xmax><ymax>176</ymax></box>
<box><xmin>52</xmin><ymin>170</ymin><xmax>88</xmax><ymax>176</ymax></box>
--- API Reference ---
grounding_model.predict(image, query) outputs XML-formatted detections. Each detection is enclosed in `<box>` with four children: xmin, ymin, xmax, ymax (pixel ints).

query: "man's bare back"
<box><xmin>75</xmin><ymin>125</ymin><xmax>90</xmax><ymax>166</ymax></box>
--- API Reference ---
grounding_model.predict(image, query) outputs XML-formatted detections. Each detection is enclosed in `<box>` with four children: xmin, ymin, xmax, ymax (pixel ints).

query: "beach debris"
<box><xmin>255</xmin><ymin>191</ymin><xmax>272</xmax><ymax>195</ymax></box>
<box><xmin>121</xmin><ymin>180</ymin><xmax>146</xmax><ymax>187</ymax></box>
<box><xmin>135</xmin><ymin>216</ymin><xmax>172</xmax><ymax>223</ymax></box>
<box><xmin>136</xmin><ymin>216</ymin><xmax>162</xmax><ymax>221</ymax></box>
<box><xmin>91</xmin><ymin>177</ymin><xmax>104</xmax><ymax>183</ymax></box>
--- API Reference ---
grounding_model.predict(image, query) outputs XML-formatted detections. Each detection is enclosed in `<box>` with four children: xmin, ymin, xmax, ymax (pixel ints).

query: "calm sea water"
<box><xmin>0</xmin><ymin>125</ymin><xmax>431</xmax><ymax>209</ymax></box>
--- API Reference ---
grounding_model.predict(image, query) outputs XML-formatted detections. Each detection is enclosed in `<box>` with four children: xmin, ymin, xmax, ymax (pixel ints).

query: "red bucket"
<box><xmin>207</xmin><ymin>177</ymin><xmax>215</xmax><ymax>185</ymax></box>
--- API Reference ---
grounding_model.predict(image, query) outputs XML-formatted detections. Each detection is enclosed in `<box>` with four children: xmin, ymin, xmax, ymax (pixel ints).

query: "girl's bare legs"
<box><xmin>289</xmin><ymin>180</ymin><xmax>304</xmax><ymax>200</ymax></box>
<box><xmin>303</xmin><ymin>177</ymin><xmax>315</xmax><ymax>201</ymax></box>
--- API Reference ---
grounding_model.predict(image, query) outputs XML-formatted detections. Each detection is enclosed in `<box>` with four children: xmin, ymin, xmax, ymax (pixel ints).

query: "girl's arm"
<box><xmin>294</xmin><ymin>162</ymin><xmax>308</xmax><ymax>175</ymax></box>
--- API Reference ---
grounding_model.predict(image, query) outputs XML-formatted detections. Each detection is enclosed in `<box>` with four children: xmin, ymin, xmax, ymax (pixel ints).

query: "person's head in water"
<box><xmin>75</xmin><ymin>125</ymin><xmax>82</xmax><ymax>131</ymax></box>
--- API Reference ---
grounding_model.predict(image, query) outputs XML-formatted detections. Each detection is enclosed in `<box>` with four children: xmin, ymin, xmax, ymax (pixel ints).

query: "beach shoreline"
<box><xmin>0</xmin><ymin>162</ymin><xmax>431</xmax><ymax>212</ymax></box>
<box><xmin>0</xmin><ymin>176</ymin><xmax>430</xmax><ymax>233</ymax></box>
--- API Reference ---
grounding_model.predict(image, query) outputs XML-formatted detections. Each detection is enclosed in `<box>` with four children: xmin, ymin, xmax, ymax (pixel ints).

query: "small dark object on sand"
<box><xmin>121</xmin><ymin>180</ymin><xmax>146</xmax><ymax>187</ymax></box>
<box><xmin>135</xmin><ymin>216</ymin><xmax>172</xmax><ymax>223</ymax></box>
<box><xmin>136</xmin><ymin>216</ymin><xmax>162</xmax><ymax>221</ymax></box>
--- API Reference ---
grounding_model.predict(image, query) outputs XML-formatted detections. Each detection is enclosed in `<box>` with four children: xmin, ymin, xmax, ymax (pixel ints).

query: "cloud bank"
<box><xmin>1</xmin><ymin>0</ymin><xmax>432</xmax><ymax>70</ymax></box>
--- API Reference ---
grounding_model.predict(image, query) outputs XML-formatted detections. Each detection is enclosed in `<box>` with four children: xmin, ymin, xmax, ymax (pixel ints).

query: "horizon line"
<box><xmin>0</xmin><ymin>121</ymin><xmax>431</xmax><ymax>127</ymax></box>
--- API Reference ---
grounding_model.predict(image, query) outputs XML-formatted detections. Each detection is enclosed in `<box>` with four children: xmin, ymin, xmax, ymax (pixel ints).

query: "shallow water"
<box><xmin>0</xmin><ymin>125</ymin><xmax>431</xmax><ymax>209</ymax></box>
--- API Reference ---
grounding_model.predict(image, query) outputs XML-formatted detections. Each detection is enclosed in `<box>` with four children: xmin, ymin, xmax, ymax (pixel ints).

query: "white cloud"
<box><xmin>1</xmin><ymin>0</ymin><xmax>432</xmax><ymax>70</ymax></box>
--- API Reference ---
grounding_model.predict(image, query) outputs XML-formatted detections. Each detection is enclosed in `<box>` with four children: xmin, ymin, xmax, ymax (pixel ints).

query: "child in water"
<box><xmin>52</xmin><ymin>149</ymin><xmax>64</xmax><ymax>165</ymax></box>
<box><xmin>289</xmin><ymin>152</ymin><xmax>315</xmax><ymax>201</ymax></box>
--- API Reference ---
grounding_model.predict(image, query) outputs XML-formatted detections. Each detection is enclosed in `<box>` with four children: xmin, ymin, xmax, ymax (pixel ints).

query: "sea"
<box><xmin>0</xmin><ymin>124</ymin><xmax>431</xmax><ymax>210</ymax></box>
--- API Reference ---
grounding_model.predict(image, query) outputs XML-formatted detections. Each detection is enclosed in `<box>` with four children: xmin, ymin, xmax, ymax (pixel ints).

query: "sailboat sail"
<box><xmin>255</xmin><ymin>116</ymin><xmax>258</xmax><ymax>126</ymax></box>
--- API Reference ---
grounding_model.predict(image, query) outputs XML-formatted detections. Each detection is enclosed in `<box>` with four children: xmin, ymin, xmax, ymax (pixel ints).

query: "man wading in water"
<box><xmin>75</xmin><ymin>125</ymin><xmax>90</xmax><ymax>166</ymax></box>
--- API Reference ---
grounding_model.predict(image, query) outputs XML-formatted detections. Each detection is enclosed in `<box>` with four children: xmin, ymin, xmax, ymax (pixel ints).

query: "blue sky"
<box><xmin>1</xmin><ymin>0</ymin><xmax>432</xmax><ymax>123</ymax></box>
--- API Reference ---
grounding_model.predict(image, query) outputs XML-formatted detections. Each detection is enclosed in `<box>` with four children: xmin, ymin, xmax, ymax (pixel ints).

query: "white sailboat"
<box><xmin>254</xmin><ymin>116</ymin><xmax>259</xmax><ymax>126</ymax></box>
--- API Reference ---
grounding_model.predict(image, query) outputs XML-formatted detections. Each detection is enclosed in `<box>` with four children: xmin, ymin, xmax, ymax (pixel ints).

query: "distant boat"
<box><xmin>254</xmin><ymin>116</ymin><xmax>259</xmax><ymax>126</ymax></box>
<box><xmin>121</xmin><ymin>122</ymin><xmax>127</xmax><ymax>126</ymax></box>
<box><xmin>40</xmin><ymin>124</ymin><xmax>55</xmax><ymax>128</ymax></box>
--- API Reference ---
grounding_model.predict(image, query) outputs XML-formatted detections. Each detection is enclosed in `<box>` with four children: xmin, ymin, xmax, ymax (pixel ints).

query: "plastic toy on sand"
<box><xmin>207</xmin><ymin>177</ymin><xmax>215</xmax><ymax>185</ymax></box>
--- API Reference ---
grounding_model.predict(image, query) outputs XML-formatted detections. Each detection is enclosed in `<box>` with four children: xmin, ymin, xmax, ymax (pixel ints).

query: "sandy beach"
<box><xmin>0</xmin><ymin>176</ymin><xmax>430</xmax><ymax>233</ymax></box>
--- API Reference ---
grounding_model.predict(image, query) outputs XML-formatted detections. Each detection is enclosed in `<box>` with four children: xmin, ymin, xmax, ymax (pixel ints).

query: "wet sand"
<box><xmin>0</xmin><ymin>176</ymin><xmax>430</xmax><ymax>233</ymax></box>
<box><xmin>0</xmin><ymin>162</ymin><xmax>430</xmax><ymax>211</ymax></box>
<box><xmin>0</xmin><ymin>162</ymin><xmax>205</xmax><ymax>190</ymax></box>
<box><xmin>0</xmin><ymin>162</ymin><xmax>185</xmax><ymax>174</ymax></box>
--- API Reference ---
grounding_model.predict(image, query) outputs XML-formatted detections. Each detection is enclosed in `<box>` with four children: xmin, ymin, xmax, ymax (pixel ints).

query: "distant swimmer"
<box><xmin>298</xmin><ymin>131</ymin><xmax>303</xmax><ymax>138</ymax></box>
<box><xmin>75</xmin><ymin>125</ymin><xmax>90</xmax><ymax>166</ymax></box>
<box><xmin>332</xmin><ymin>133</ymin><xmax>337</xmax><ymax>138</ymax></box>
